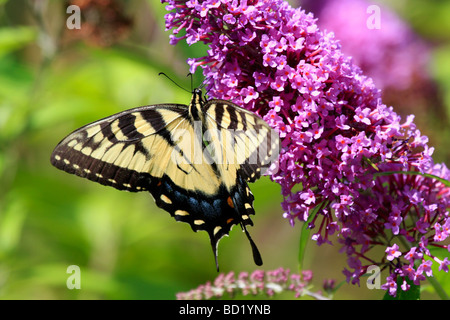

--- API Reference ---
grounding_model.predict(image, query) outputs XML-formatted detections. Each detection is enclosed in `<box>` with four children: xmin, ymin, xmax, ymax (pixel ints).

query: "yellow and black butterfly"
<box><xmin>51</xmin><ymin>86</ymin><xmax>279</xmax><ymax>270</ymax></box>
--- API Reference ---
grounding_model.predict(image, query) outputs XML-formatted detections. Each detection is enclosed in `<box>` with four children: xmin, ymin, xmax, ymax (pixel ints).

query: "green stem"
<box><xmin>398</xmin><ymin>235</ymin><xmax>411</xmax><ymax>252</ymax></box>
<box><xmin>427</xmin><ymin>275</ymin><xmax>450</xmax><ymax>300</ymax></box>
<box><xmin>373</xmin><ymin>170</ymin><xmax>450</xmax><ymax>187</ymax></box>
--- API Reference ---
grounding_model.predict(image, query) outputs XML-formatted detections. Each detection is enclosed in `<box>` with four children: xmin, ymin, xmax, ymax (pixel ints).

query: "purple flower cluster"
<box><xmin>176</xmin><ymin>268</ymin><xmax>320</xmax><ymax>299</ymax></box>
<box><xmin>342</xmin><ymin>162</ymin><xmax>450</xmax><ymax>291</ymax></box>
<box><xmin>300</xmin><ymin>0</ymin><xmax>431</xmax><ymax>91</ymax></box>
<box><xmin>162</xmin><ymin>0</ymin><xmax>450</xmax><ymax>297</ymax></box>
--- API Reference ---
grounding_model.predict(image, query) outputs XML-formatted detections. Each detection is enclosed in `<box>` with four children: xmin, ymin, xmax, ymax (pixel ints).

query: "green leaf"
<box><xmin>0</xmin><ymin>26</ymin><xmax>37</xmax><ymax>58</ymax></box>
<box><xmin>0</xmin><ymin>194</ymin><xmax>27</xmax><ymax>254</ymax></box>
<box><xmin>374</xmin><ymin>170</ymin><xmax>450</xmax><ymax>187</ymax></box>
<box><xmin>298</xmin><ymin>203</ymin><xmax>322</xmax><ymax>270</ymax></box>
<box><xmin>425</xmin><ymin>247</ymin><xmax>450</xmax><ymax>299</ymax></box>
<box><xmin>363</xmin><ymin>156</ymin><xmax>380</xmax><ymax>171</ymax></box>
<box><xmin>383</xmin><ymin>277</ymin><xmax>420</xmax><ymax>300</ymax></box>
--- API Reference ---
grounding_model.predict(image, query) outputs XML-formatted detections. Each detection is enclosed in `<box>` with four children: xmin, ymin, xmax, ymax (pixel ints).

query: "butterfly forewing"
<box><xmin>51</xmin><ymin>104</ymin><xmax>188</xmax><ymax>191</ymax></box>
<box><xmin>204</xmin><ymin>99</ymin><xmax>280</xmax><ymax>183</ymax></box>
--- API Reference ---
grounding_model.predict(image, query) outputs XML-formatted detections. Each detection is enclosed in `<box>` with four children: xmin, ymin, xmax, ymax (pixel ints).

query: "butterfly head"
<box><xmin>192</xmin><ymin>88</ymin><xmax>205</xmax><ymax>103</ymax></box>
<box><xmin>189</xmin><ymin>88</ymin><xmax>207</xmax><ymax>121</ymax></box>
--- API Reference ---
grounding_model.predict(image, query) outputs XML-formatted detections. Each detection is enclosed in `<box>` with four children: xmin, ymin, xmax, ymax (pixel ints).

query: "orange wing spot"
<box><xmin>227</xmin><ymin>196</ymin><xmax>234</xmax><ymax>208</ymax></box>
<box><xmin>157</xmin><ymin>181</ymin><xmax>162</xmax><ymax>187</ymax></box>
<box><xmin>227</xmin><ymin>218</ymin><xmax>234</xmax><ymax>224</ymax></box>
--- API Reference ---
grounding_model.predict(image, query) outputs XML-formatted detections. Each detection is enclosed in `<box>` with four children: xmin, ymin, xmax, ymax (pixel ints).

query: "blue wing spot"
<box><xmin>200</xmin><ymin>201</ymin><xmax>212</xmax><ymax>213</ymax></box>
<box><xmin>232</xmin><ymin>191</ymin><xmax>242</xmax><ymax>205</ymax></box>
<box><xmin>201</xmin><ymin>201</ymin><xmax>219</xmax><ymax>219</ymax></box>
<box><xmin>163</xmin><ymin>180</ymin><xmax>173</xmax><ymax>193</ymax></box>
<box><xmin>173</xmin><ymin>190</ymin><xmax>186</xmax><ymax>202</ymax></box>
<box><xmin>187</xmin><ymin>196</ymin><xmax>199</xmax><ymax>209</ymax></box>
<box><xmin>213</xmin><ymin>199</ymin><xmax>222</xmax><ymax>212</ymax></box>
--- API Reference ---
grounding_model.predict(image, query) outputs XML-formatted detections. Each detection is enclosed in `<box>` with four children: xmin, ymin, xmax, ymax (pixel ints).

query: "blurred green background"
<box><xmin>0</xmin><ymin>0</ymin><xmax>449</xmax><ymax>299</ymax></box>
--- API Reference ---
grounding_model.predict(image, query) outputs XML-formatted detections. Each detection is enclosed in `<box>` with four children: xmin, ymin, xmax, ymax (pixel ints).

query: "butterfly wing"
<box><xmin>51</xmin><ymin>101</ymin><xmax>228</xmax><ymax>219</ymax></box>
<box><xmin>201</xmin><ymin>99</ymin><xmax>280</xmax><ymax>267</ymax></box>
<box><xmin>51</xmin><ymin>104</ymin><xmax>191</xmax><ymax>192</ymax></box>
<box><xmin>203</xmin><ymin>99</ymin><xmax>280</xmax><ymax>184</ymax></box>
<box><xmin>51</xmin><ymin>100</ymin><xmax>265</xmax><ymax>270</ymax></box>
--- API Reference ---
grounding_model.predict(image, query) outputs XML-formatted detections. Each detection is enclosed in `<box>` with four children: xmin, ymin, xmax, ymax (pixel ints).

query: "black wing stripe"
<box><xmin>51</xmin><ymin>145</ymin><xmax>150</xmax><ymax>191</ymax></box>
<box><xmin>213</xmin><ymin>103</ymin><xmax>225</xmax><ymax>129</ymax></box>
<box><xmin>102</xmin><ymin>121</ymin><xmax>118</xmax><ymax>144</ymax></box>
<box><xmin>140</xmin><ymin>109</ymin><xmax>176</xmax><ymax>147</ymax></box>
<box><xmin>239</xmin><ymin>109</ymin><xmax>248</xmax><ymax>131</ymax></box>
<box><xmin>225</xmin><ymin>105</ymin><xmax>238</xmax><ymax>130</ymax></box>
<box><xmin>117</xmin><ymin>113</ymin><xmax>145</xmax><ymax>140</ymax></box>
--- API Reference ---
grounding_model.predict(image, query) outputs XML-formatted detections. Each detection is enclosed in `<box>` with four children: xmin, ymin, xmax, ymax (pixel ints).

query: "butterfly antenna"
<box><xmin>199</xmin><ymin>77</ymin><xmax>212</xmax><ymax>99</ymax></box>
<box><xmin>186</xmin><ymin>73</ymin><xmax>210</xmax><ymax>96</ymax></box>
<box><xmin>158</xmin><ymin>72</ymin><xmax>190</xmax><ymax>94</ymax></box>
<box><xmin>187</xmin><ymin>72</ymin><xmax>194</xmax><ymax>92</ymax></box>
<box><xmin>241</xmin><ymin>223</ymin><xmax>263</xmax><ymax>266</ymax></box>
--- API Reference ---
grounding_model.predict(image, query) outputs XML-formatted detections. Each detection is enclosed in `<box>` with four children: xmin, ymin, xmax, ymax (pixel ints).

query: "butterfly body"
<box><xmin>51</xmin><ymin>89</ymin><xmax>279</xmax><ymax>270</ymax></box>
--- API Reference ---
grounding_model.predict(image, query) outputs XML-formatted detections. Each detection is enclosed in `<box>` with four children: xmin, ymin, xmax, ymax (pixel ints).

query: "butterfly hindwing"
<box><xmin>51</xmin><ymin>89</ymin><xmax>279</xmax><ymax>270</ymax></box>
<box><xmin>149</xmin><ymin>171</ymin><xmax>259</xmax><ymax>270</ymax></box>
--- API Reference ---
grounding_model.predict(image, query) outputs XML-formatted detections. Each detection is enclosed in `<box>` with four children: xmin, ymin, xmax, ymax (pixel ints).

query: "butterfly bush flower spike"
<box><xmin>300</xmin><ymin>0</ymin><xmax>432</xmax><ymax>92</ymax></box>
<box><xmin>176</xmin><ymin>268</ymin><xmax>329</xmax><ymax>300</ymax></box>
<box><xmin>163</xmin><ymin>0</ymin><xmax>450</xmax><ymax>298</ymax></box>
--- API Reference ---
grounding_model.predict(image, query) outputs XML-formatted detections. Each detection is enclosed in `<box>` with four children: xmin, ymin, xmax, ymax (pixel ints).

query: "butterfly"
<box><xmin>51</xmin><ymin>87</ymin><xmax>279</xmax><ymax>271</ymax></box>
